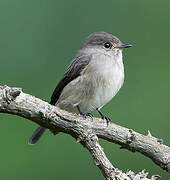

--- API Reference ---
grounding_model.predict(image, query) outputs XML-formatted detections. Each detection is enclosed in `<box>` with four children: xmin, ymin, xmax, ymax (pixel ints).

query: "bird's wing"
<box><xmin>50</xmin><ymin>54</ymin><xmax>92</xmax><ymax>105</ymax></box>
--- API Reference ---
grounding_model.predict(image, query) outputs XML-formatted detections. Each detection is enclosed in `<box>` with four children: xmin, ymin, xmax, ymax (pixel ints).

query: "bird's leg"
<box><xmin>96</xmin><ymin>108</ymin><xmax>112</xmax><ymax>126</ymax></box>
<box><xmin>77</xmin><ymin>106</ymin><xmax>93</xmax><ymax>119</ymax></box>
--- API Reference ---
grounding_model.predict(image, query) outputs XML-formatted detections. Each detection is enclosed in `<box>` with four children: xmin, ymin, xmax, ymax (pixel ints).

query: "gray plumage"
<box><xmin>50</xmin><ymin>54</ymin><xmax>92</xmax><ymax>106</ymax></box>
<box><xmin>29</xmin><ymin>32</ymin><xmax>132</xmax><ymax>144</ymax></box>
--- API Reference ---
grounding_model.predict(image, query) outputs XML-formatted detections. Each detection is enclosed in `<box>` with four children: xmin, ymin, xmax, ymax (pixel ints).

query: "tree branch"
<box><xmin>0</xmin><ymin>85</ymin><xmax>169</xmax><ymax>179</ymax></box>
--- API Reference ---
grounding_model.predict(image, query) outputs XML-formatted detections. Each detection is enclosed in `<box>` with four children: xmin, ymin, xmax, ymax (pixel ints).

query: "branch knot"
<box><xmin>2</xmin><ymin>86</ymin><xmax>21</xmax><ymax>104</ymax></box>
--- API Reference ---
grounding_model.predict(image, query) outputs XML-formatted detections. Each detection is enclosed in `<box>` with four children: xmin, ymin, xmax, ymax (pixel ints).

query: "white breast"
<box><xmin>80</xmin><ymin>52</ymin><xmax>124</xmax><ymax>111</ymax></box>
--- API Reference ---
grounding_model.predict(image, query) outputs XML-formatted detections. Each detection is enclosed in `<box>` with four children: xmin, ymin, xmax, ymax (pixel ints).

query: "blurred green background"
<box><xmin>0</xmin><ymin>0</ymin><xmax>170</xmax><ymax>179</ymax></box>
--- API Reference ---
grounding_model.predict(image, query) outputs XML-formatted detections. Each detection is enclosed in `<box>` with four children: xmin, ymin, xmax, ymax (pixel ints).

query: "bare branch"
<box><xmin>0</xmin><ymin>85</ymin><xmax>169</xmax><ymax>179</ymax></box>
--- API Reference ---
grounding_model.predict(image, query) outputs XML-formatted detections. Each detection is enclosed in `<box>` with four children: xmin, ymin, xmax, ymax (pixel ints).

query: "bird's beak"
<box><xmin>115</xmin><ymin>44</ymin><xmax>132</xmax><ymax>49</ymax></box>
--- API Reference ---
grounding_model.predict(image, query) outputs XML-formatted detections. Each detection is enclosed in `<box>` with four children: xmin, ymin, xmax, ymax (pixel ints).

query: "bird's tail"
<box><xmin>28</xmin><ymin>126</ymin><xmax>46</xmax><ymax>145</ymax></box>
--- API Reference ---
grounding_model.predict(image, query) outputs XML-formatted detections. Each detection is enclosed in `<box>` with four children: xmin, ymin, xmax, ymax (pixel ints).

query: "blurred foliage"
<box><xmin>0</xmin><ymin>0</ymin><xmax>170</xmax><ymax>179</ymax></box>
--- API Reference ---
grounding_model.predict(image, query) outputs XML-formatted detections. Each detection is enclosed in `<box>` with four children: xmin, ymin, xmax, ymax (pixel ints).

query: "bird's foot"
<box><xmin>96</xmin><ymin>108</ymin><xmax>112</xmax><ymax>126</ymax></box>
<box><xmin>80</xmin><ymin>112</ymin><xmax>93</xmax><ymax>119</ymax></box>
<box><xmin>77</xmin><ymin>106</ymin><xmax>93</xmax><ymax>120</ymax></box>
<box><xmin>102</xmin><ymin>115</ymin><xmax>112</xmax><ymax>126</ymax></box>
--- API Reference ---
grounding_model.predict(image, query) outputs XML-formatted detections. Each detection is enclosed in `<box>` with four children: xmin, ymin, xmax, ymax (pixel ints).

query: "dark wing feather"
<box><xmin>50</xmin><ymin>55</ymin><xmax>92</xmax><ymax>105</ymax></box>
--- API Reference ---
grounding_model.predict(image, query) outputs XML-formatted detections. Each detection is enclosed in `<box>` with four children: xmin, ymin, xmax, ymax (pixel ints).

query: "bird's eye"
<box><xmin>104</xmin><ymin>42</ymin><xmax>112</xmax><ymax>49</ymax></box>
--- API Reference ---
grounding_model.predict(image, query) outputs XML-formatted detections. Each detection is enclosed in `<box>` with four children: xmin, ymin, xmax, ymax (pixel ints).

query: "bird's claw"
<box><xmin>96</xmin><ymin>108</ymin><xmax>112</xmax><ymax>126</ymax></box>
<box><xmin>77</xmin><ymin>106</ymin><xmax>93</xmax><ymax>120</ymax></box>
<box><xmin>103</xmin><ymin>116</ymin><xmax>112</xmax><ymax>126</ymax></box>
<box><xmin>81</xmin><ymin>112</ymin><xmax>93</xmax><ymax>120</ymax></box>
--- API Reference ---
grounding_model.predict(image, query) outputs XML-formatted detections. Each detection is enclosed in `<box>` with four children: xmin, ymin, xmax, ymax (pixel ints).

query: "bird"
<box><xmin>28</xmin><ymin>32</ymin><xmax>132</xmax><ymax>144</ymax></box>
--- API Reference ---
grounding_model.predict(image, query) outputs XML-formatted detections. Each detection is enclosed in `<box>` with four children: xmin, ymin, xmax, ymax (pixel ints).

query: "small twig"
<box><xmin>0</xmin><ymin>85</ymin><xmax>169</xmax><ymax>179</ymax></box>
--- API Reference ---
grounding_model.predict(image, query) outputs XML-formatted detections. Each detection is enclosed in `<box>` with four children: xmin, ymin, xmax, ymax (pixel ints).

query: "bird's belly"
<box><xmin>93</xmin><ymin>74</ymin><xmax>123</xmax><ymax>108</ymax></box>
<box><xmin>79</xmin><ymin>67</ymin><xmax>124</xmax><ymax>111</ymax></box>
